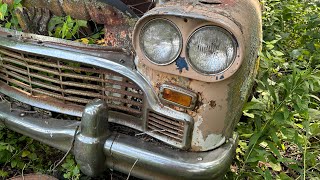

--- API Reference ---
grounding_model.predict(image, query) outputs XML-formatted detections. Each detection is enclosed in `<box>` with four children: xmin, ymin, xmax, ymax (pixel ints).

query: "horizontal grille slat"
<box><xmin>2</xmin><ymin>64</ymin><xmax>28</xmax><ymax>75</ymax></box>
<box><xmin>148</xmin><ymin>121</ymin><xmax>183</xmax><ymax>137</ymax></box>
<box><xmin>0</xmin><ymin>48</ymin><xmax>144</xmax><ymax>117</ymax></box>
<box><xmin>149</xmin><ymin>113</ymin><xmax>183</xmax><ymax>127</ymax></box>
<box><xmin>108</xmin><ymin>104</ymin><xmax>142</xmax><ymax>115</ymax></box>
<box><xmin>2</xmin><ymin>56</ymin><xmax>27</xmax><ymax>66</ymax></box>
<box><xmin>1</xmin><ymin>70</ymin><xmax>29</xmax><ymax>84</ymax></box>
<box><xmin>2</xmin><ymin>76</ymin><xmax>31</xmax><ymax>90</ymax></box>
<box><xmin>32</xmin><ymin>88</ymin><xmax>65</xmax><ymax>100</ymax></box>
<box><xmin>149</xmin><ymin>117</ymin><xmax>184</xmax><ymax>132</ymax></box>
<box><xmin>148</xmin><ymin>126</ymin><xmax>183</xmax><ymax>142</ymax></box>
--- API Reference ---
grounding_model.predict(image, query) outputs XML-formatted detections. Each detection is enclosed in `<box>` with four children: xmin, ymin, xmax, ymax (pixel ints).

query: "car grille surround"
<box><xmin>0</xmin><ymin>45</ymin><xmax>192</xmax><ymax>149</ymax></box>
<box><xmin>0</xmin><ymin>48</ymin><xmax>144</xmax><ymax>117</ymax></box>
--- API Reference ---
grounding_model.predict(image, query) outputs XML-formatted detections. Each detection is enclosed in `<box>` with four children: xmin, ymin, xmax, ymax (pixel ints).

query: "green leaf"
<box><xmin>310</xmin><ymin>123</ymin><xmax>320</xmax><ymax>136</ymax></box>
<box><xmin>278</xmin><ymin>172</ymin><xmax>292</xmax><ymax>180</ymax></box>
<box><xmin>21</xmin><ymin>150</ymin><xmax>30</xmax><ymax>157</ymax></box>
<box><xmin>264</xmin><ymin>169</ymin><xmax>273</xmax><ymax>180</ymax></box>
<box><xmin>274</xmin><ymin>112</ymin><xmax>284</xmax><ymax>123</ymax></box>
<box><xmin>11</xmin><ymin>160</ymin><xmax>17</xmax><ymax>168</ymax></box>
<box><xmin>61</xmin><ymin>23</ymin><xmax>68</xmax><ymax>39</ymax></box>
<box><xmin>273</xmin><ymin>50</ymin><xmax>285</xmax><ymax>56</ymax></box>
<box><xmin>267</xmin><ymin>141</ymin><xmax>281</xmax><ymax>157</ymax></box>
<box><xmin>77</xmin><ymin>20</ymin><xmax>87</xmax><ymax>27</ymax></box>
<box><xmin>28</xmin><ymin>152</ymin><xmax>37</xmax><ymax>160</ymax></box>
<box><xmin>4</xmin><ymin>22</ymin><xmax>11</xmax><ymax>28</ymax></box>
<box><xmin>269</xmin><ymin>161</ymin><xmax>282</xmax><ymax>172</ymax></box>
<box><xmin>0</xmin><ymin>3</ymin><xmax>8</xmax><ymax>20</ymax></box>
<box><xmin>0</xmin><ymin>170</ymin><xmax>8</xmax><ymax>178</ymax></box>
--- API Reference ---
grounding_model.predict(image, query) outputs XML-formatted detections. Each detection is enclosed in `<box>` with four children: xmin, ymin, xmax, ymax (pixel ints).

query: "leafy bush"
<box><xmin>229</xmin><ymin>0</ymin><xmax>320</xmax><ymax>179</ymax></box>
<box><xmin>48</xmin><ymin>15</ymin><xmax>87</xmax><ymax>40</ymax></box>
<box><xmin>0</xmin><ymin>126</ymin><xmax>64</xmax><ymax>178</ymax></box>
<box><xmin>0</xmin><ymin>0</ymin><xmax>22</xmax><ymax>29</ymax></box>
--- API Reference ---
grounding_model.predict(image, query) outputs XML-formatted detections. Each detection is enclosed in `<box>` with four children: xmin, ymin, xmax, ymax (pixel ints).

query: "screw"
<box><xmin>119</xmin><ymin>59</ymin><xmax>125</xmax><ymax>64</ymax></box>
<box><xmin>20</xmin><ymin>112</ymin><xmax>26</xmax><ymax>117</ymax></box>
<box><xmin>197</xmin><ymin>157</ymin><xmax>203</xmax><ymax>161</ymax></box>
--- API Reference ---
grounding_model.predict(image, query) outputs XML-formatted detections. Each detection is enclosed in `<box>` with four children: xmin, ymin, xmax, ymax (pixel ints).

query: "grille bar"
<box><xmin>147</xmin><ymin>111</ymin><xmax>186</xmax><ymax>143</ymax></box>
<box><xmin>0</xmin><ymin>48</ymin><xmax>144</xmax><ymax>117</ymax></box>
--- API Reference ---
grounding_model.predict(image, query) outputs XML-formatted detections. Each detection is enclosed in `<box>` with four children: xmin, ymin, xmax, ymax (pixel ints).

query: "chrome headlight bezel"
<box><xmin>139</xmin><ymin>18</ymin><xmax>183</xmax><ymax>66</ymax></box>
<box><xmin>186</xmin><ymin>26</ymin><xmax>238</xmax><ymax>75</ymax></box>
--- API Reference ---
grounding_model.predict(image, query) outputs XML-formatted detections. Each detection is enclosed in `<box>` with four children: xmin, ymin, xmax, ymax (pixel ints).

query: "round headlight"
<box><xmin>140</xmin><ymin>18</ymin><xmax>182</xmax><ymax>65</ymax></box>
<box><xmin>187</xmin><ymin>26</ymin><xmax>237</xmax><ymax>75</ymax></box>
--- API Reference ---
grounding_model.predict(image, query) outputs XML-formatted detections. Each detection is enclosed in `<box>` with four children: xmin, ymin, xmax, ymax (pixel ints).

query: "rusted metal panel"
<box><xmin>21</xmin><ymin>0</ymin><xmax>137</xmax><ymax>23</ymax></box>
<box><xmin>5</xmin><ymin>0</ymin><xmax>142</xmax><ymax>49</ymax></box>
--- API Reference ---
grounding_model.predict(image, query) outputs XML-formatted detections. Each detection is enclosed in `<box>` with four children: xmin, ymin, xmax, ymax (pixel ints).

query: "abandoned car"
<box><xmin>0</xmin><ymin>0</ymin><xmax>262</xmax><ymax>179</ymax></box>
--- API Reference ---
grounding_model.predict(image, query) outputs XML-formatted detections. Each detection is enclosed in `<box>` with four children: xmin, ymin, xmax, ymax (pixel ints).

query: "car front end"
<box><xmin>0</xmin><ymin>0</ymin><xmax>262</xmax><ymax>179</ymax></box>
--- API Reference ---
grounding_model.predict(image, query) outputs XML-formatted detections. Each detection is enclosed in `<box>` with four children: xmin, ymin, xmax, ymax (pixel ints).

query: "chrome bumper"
<box><xmin>0</xmin><ymin>100</ymin><xmax>238</xmax><ymax>180</ymax></box>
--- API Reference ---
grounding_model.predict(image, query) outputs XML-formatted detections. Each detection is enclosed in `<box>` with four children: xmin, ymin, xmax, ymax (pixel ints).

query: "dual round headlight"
<box><xmin>140</xmin><ymin>19</ymin><xmax>182</xmax><ymax>65</ymax></box>
<box><xmin>139</xmin><ymin>18</ymin><xmax>237</xmax><ymax>75</ymax></box>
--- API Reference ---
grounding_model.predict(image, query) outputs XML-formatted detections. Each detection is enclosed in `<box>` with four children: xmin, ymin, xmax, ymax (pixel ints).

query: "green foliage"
<box><xmin>0</xmin><ymin>0</ymin><xmax>22</xmax><ymax>29</ymax></box>
<box><xmin>48</xmin><ymin>15</ymin><xmax>105</xmax><ymax>44</ymax></box>
<box><xmin>48</xmin><ymin>15</ymin><xmax>87</xmax><ymax>39</ymax></box>
<box><xmin>231</xmin><ymin>0</ymin><xmax>320</xmax><ymax>179</ymax></box>
<box><xmin>61</xmin><ymin>156</ymin><xmax>81</xmax><ymax>180</ymax></box>
<box><xmin>0</xmin><ymin>126</ymin><xmax>60</xmax><ymax>178</ymax></box>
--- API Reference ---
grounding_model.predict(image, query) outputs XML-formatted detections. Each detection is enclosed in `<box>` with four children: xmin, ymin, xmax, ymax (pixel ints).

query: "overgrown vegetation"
<box><xmin>228</xmin><ymin>0</ymin><xmax>320</xmax><ymax>179</ymax></box>
<box><xmin>48</xmin><ymin>15</ymin><xmax>105</xmax><ymax>44</ymax></box>
<box><xmin>0</xmin><ymin>0</ymin><xmax>319</xmax><ymax>179</ymax></box>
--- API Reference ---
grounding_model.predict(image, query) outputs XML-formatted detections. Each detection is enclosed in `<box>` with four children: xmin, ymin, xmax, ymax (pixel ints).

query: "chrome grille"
<box><xmin>147</xmin><ymin>111</ymin><xmax>185</xmax><ymax>143</ymax></box>
<box><xmin>0</xmin><ymin>48</ymin><xmax>143</xmax><ymax>117</ymax></box>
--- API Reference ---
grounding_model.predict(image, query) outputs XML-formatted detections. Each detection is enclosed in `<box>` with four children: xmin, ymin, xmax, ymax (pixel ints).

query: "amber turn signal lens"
<box><xmin>162</xmin><ymin>88</ymin><xmax>193</xmax><ymax>107</ymax></box>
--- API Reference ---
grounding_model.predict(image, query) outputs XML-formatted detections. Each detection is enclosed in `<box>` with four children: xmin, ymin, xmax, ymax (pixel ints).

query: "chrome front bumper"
<box><xmin>0</xmin><ymin>100</ymin><xmax>238</xmax><ymax>179</ymax></box>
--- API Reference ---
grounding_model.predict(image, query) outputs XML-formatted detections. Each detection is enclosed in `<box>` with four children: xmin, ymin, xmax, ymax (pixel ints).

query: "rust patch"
<box><xmin>5</xmin><ymin>0</ymin><xmax>141</xmax><ymax>49</ymax></box>
<box><xmin>104</xmin><ymin>25</ymin><xmax>133</xmax><ymax>49</ymax></box>
<box><xmin>209</xmin><ymin>100</ymin><xmax>216</xmax><ymax>109</ymax></box>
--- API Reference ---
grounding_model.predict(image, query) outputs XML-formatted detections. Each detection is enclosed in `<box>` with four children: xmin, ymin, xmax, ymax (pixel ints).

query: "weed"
<box><xmin>228</xmin><ymin>0</ymin><xmax>320</xmax><ymax>179</ymax></box>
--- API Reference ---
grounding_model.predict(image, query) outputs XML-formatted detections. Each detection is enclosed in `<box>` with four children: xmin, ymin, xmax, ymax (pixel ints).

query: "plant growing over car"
<box><xmin>48</xmin><ymin>15</ymin><xmax>88</xmax><ymax>40</ymax></box>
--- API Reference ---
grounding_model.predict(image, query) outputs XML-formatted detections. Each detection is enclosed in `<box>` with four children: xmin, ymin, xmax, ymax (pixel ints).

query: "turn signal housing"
<box><xmin>159</xmin><ymin>84</ymin><xmax>197</xmax><ymax>109</ymax></box>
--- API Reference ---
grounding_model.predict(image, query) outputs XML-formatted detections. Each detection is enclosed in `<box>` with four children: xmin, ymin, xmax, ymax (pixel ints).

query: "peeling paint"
<box><xmin>191</xmin><ymin>116</ymin><xmax>226</xmax><ymax>151</ymax></box>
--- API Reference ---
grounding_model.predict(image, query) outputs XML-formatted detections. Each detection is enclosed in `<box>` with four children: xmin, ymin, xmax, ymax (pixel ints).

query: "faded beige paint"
<box><xmin>134</xmin><ymin>0</ymin><xmax>262</xmax><ymax>151</ymax></box>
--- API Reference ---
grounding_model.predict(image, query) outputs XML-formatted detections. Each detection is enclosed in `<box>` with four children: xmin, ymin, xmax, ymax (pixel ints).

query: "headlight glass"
<box><xmin>140</xmin><ymin>18</ymin><xmax>182</xmax><ymax>65</ymax></box>
<box><xmin>187</xmin><ymin>26</ymin><xmax>237</xmax><ymax>75</ymax></box>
